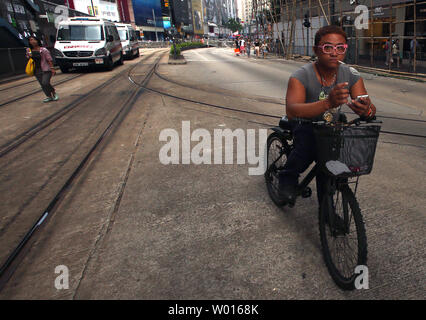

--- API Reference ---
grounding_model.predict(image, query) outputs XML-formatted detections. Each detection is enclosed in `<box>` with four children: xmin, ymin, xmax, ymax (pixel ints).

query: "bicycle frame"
<box><xmin>296</xmin><ymin>164</ymin><xmax>318</xmax><ymax>196</ymax></box>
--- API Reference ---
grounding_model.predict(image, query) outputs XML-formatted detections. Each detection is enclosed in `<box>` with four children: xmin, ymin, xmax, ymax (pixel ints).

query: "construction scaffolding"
<box><xmin>248</xmin><ymin>0</ymin><xmax>426</xmax><ymax>76</ymax></box>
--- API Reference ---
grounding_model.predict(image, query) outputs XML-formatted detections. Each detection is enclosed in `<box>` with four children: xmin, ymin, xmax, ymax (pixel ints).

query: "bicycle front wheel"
<box><xmin>319</xmin><ymin>184</ymin><xmax>367</xmax><ymax>290</ymax></box>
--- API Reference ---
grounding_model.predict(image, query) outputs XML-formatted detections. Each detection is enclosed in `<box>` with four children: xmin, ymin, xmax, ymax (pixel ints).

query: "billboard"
<box><xmin>163</xmin><ymin>16</ymin><xmax>171</xmax><ymax>29</ymax></box>
<box><xmin>205</xmin><ymin>0</ymin><xmax>228</xmax><ymax>25</ymax></box>
<box><xmin>191</xmin><ymin>0</ymin><xmax>203</xmax><ymax>34</ymax></box>
<box><xmin>73</xmin><ymin>0</ymin><xmax>120</xmax><ymax>21</ymax></box>
<box><xmin>171</xmin><ymin>0</ymin><xmax>191</xmax><ymax>25</ymax></box>
<box><xmin>131</xmin><ymin>0</ymin><xmax>163</xmax><ymax>27</ymax></box>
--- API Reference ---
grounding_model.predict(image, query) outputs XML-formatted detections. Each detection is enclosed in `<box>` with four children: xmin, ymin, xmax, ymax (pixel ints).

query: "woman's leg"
<box><xmin>279</xmin><ymin>123</ymin><xmax>316</xmax><ymax>189</ymax></box>
<box><xmin>35</xmin><ymin>72</ymin><xmax>44</xmax><ymax>91</ymax></box>
<box><xmin>41</xmin><ymin>71</ymin><xmax>55</xmax><ymax>97</ymax></box>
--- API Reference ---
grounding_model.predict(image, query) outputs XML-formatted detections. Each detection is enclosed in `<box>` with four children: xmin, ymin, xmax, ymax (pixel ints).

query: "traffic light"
<box><xmin>303</xmin><ymin>14</ymin><xmax>311</xmax><ymax>28</ymax></box>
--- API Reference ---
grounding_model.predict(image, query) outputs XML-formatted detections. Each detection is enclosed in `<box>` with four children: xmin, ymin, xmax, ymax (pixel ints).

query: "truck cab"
<box><xmin>115</xmin><ymin>23</ymin><xmax>140</xmax><ymax>59</ymax></box>
<box><xmin>53</xmin><ymin>17</ymin><xmax>123</xmax><ymax>72</ymax></box>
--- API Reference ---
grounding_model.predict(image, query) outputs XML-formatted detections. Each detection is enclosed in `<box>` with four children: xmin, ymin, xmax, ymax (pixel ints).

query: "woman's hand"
<box><xmin>347</xmin><ymin>78</ymin><xmax>376</xmax><ymax>118</ymax></box>
<box><xmin>327</xmin><ymin>82</ymin><xmax>350</xmax><ymax>109</ymax></box>
<box><xmin>50</xmin><ymin>67</ymin><xmax>56</xmax><ymax>76</ymax></box>
<box><xmin>348</xmin><ymin>96</ymin><xmax>376</xmax><ymax>118</ymax></box>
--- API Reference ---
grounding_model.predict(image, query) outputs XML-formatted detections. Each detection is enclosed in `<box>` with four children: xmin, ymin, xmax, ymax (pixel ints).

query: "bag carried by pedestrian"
<box><xmin>26</xmin><ymin>55</ymin><xmax>35</xmax><ymax>76</ymax></box>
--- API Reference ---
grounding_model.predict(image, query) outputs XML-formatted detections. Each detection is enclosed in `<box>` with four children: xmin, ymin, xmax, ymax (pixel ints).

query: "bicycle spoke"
<box><xmin>325</xmin><ymin>187</ymin><xmax>362</xmax><ymax>281</ymax></box>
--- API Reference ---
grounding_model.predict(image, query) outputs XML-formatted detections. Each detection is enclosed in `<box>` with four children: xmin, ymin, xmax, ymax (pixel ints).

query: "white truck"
<box><xmin>53</xmin><ymin>17</ymin><xmax>123</xmax><ymax>72</ymax></box>
<box><xmin>115</xmin><ymin>23</ymin><xmax>140</xmax><ymax>59</ymax></box>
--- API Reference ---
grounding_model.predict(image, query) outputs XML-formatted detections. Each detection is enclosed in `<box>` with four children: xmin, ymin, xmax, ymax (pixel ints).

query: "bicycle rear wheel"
<box><xmin>265</xmin><ymin>132</ymin><xmax>291</xmax><ymax>207</ymax></box>
<box><xmin>319</xmin><ymin>183</ymin><xmax>367</xmax><ymax>290</ymax></box>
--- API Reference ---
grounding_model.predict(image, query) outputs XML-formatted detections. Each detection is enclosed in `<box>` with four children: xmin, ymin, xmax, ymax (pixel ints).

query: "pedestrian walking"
<box><xmin>409</xmin><ymin>39</ymin><xmax>418</xmax><ymax>71</ymax></box>
<box><xmin>254</xmin><ymin>38</ymin><xmax>260</xmax><ymax>58</ymax></box>
<box><xmin>246</xmin><ymin>39</ymin><xmax>251</xmax><ymax>58</ymax></box>
<box><xmin>240</xmin><ymin>38</ymin><xmax>245</xmax><ymax>55</ymax></box>
<box><xmin>262</xmin><ymin>41</ymin><xmax>268</xmax><ymax>59</ymax></box>
<box><xmin>235</xmin><ymin>37</ymin><xmax>240</xmax><ymax>56</ymax></box>
<box><xmin>26</xmin><ymin>36</ymin><xmax>58</xmax><ymax>103</ymax></box>
<box><xmin>392</xmin><ymin>39</ymin><xmax>400</xmax><ymax>68</ymax></box>
<box><xmin>384</xmin><ymin>39</ymin><xmax>391</xmax><ymax>66</ymax></box>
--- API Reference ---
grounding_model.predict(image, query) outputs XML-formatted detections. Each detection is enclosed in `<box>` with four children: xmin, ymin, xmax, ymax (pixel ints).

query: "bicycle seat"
<box><xmin>279</xmin><ymin>116</ymin><xmax>292</xmax><ymax>131</ymax></box>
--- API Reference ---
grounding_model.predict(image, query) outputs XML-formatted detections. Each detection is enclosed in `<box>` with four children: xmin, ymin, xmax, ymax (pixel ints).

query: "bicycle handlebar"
<box><xmin>289</xmin><ymin>116</ymin><xmax>382</xmax><ymax>126</ymax></box>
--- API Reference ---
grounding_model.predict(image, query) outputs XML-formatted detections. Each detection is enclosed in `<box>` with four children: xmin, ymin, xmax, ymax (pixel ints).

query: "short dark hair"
<box><xmin>27</xmin><ymin>36</ymin><xmax>42</xmax><ymax>49</ymax></box>
<box><xmin>314</xmin><ymin>25</ymin><xmax>347</xmax><ymax>46</ymax></box>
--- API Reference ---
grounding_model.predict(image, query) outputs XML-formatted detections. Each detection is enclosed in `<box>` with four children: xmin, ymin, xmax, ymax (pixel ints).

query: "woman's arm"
<box><xmin>348</xmin><ymin>78</ymin><xmax>376</xmax><ymax>118</ymax></box>
<box><xmin>42</xmin><ymin>48</ymin><xmax>56</xmax><ymax>75</ymax></box>
<box><xmin>286</xmin><ymin>77</ymin><xmax>348</xmax><ymax>119</ymax></box>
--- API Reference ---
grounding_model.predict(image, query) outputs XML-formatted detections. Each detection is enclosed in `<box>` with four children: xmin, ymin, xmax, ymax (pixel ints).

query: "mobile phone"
<box><xmin>356</xmin><ymin>95</ymin><xmax>369</xmax><ymax>101</ymax></box>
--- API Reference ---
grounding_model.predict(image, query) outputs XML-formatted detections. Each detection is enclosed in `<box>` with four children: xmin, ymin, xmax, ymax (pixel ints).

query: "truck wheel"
<box><xmin>105</xmin><ymin>56</ymin><xmax>114</xmax><ymax>71</ymax></box>
<box><xmin>117</xmin><ymin>53</ymin><xmax>124</xmax><ymax>65</ymax></box>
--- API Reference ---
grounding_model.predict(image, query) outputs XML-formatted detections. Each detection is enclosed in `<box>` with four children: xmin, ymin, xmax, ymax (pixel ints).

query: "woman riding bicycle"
<box><xmin>280</xmin><ymin>25</ymin><xmax>376</xmax><ymax>204</ymax></box>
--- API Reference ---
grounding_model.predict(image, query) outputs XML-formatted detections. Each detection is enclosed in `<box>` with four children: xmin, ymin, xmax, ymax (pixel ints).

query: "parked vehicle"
<box><xmin>53</xmin><ymin>17</ymin><xmax>123</xmax><ymax>72</ymax></box>
<box><xmin>115</xmin><ymin>23</ymin><xmax>140</xmax><ymax>59</ymax></box>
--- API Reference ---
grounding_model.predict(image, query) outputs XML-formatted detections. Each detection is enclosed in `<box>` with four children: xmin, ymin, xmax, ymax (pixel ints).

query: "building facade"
<box><xmin>131</xmin><ymin>0</ymin><xmax>164</xmax><ymax>40</ymax></box>
<box><xmin>251</xmin><ymin>0</ymin><xmax>425</xmax><ymax>74</ymax></box>
<box><xmin>0</xmin><ymin>0</ymin><xmax>91</xmax><ymax>77</ymax></box>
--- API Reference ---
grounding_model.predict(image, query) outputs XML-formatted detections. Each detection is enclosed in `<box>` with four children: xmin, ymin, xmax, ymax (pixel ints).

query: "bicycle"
<box><xmin>264</xmin><ymin>115</ymin><xmax>382</xmax><ymax>290</ymax></box>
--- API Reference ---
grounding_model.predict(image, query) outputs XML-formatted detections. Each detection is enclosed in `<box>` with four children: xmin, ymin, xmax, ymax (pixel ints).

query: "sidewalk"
<box><xmin>233</xmin><ymin>50</ymin><xmax>426</xmax><ymax>82</ymax></box>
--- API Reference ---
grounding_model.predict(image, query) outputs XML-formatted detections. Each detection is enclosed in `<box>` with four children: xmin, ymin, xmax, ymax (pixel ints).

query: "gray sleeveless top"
<box><xmin>289</xmin><ymin>63</ymin><xmax>361</xmax><ymax>121</ymax></box>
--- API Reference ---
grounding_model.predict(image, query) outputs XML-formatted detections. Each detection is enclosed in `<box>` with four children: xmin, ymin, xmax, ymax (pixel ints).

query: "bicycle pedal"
<box><xmin>301</xmin><ymin>187</ymin><xmax>312</xmax><ymax>198</ymax></box>
<box><xmin>287</xmin><ymin>198</ymin><xmax>296</xmax><ymax>208</ymax></box>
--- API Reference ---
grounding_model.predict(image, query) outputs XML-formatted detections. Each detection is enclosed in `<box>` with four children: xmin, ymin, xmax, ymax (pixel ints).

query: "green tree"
<box><xmin>224</xmin><ymin>18</ymin><xmax>243</xmax><ymax>33</ymax></box>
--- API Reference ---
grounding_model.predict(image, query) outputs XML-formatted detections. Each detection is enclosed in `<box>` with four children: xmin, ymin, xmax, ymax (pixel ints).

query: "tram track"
<box><xmin>0</xmin><ymin>78</ymin><xmax>39</xmax><ymax>92</ymax></box>
<box><xmin>0</xmin><ymin>72</ymin><xmax>82</xmax><ymax>93</ymax></box>
<box><xmin>140</xmin><ymin>70</ymin><xmax>426</xmax><ymax>140</ymax></box>
<box><xmin>0</xmin><ymin>50</ymin><xmax>166</xmax><ymax>287</ymax></box>
<box><xmin>0</xmin><ymin>51</ymin><xmax>158</xmax><ymax>159</ymax></box>
<box><xmin>0</xmin><ymin>73</ymin><xmax>87</xmax><ymax>108</ymax></box>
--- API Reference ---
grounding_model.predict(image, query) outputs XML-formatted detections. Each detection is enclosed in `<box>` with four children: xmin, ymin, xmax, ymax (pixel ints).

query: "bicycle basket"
<box><xmin>314</xmin><ymin>125</ymin><xmax>381</xmax><ymax>177</ymax></box>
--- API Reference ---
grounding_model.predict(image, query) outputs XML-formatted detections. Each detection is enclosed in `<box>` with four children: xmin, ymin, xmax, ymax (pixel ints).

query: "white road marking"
<box><xmin>193</xmin><ymin>50</ymin><xmax>209</xmax><ymax>61</ymax></box>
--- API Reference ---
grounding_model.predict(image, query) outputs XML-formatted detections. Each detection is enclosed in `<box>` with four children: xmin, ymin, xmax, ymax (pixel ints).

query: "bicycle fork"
<box><xmin>323</xmin><ymin>178</ymin><xmax>351</xmax><ymax>235</ymax></box>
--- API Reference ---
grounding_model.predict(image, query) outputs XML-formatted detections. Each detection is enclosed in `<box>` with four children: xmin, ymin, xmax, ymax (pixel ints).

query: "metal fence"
<box><xmin>139</xmin><ymin>41</ymin><xmax>170</xmax><ymax>48</ymax></box>
<box><xmin>0</xmin><ymin>47</ymin><xmax>27</xmax><ymax>78</ymax></box>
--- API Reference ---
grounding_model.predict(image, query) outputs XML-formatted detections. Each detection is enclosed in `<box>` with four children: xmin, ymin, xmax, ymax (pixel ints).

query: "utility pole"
<box><xmin>152</xmin><ymin>9</ymin><xmax>158</xmax><ymax>41</ymax></box>
<box><xmin>303</xmin><ymin>14</ymin><xmax>311</xmax><ymax>56</ymax></box>
<box><xmin>90</xmin><ymin>0</ymin><xmax>95</xmax><ymax>16</ymax></box>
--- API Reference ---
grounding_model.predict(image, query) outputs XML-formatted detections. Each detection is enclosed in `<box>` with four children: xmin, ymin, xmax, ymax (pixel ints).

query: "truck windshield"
<box><xmin>118</xmin><ymin>29</ymin><xmax>128</xmax><ymax>41</ymax></box>
<box><xmin>57</xmin><ymin>25</ymin><xmax>104</xmax><ymax>41</ymax></box>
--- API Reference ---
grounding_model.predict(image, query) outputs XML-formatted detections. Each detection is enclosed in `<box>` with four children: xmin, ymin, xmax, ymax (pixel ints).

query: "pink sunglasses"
<box><xmin>316</xmin><ymin>44</ymin><xmax>348</xmax><ymax>54</ymax></box>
